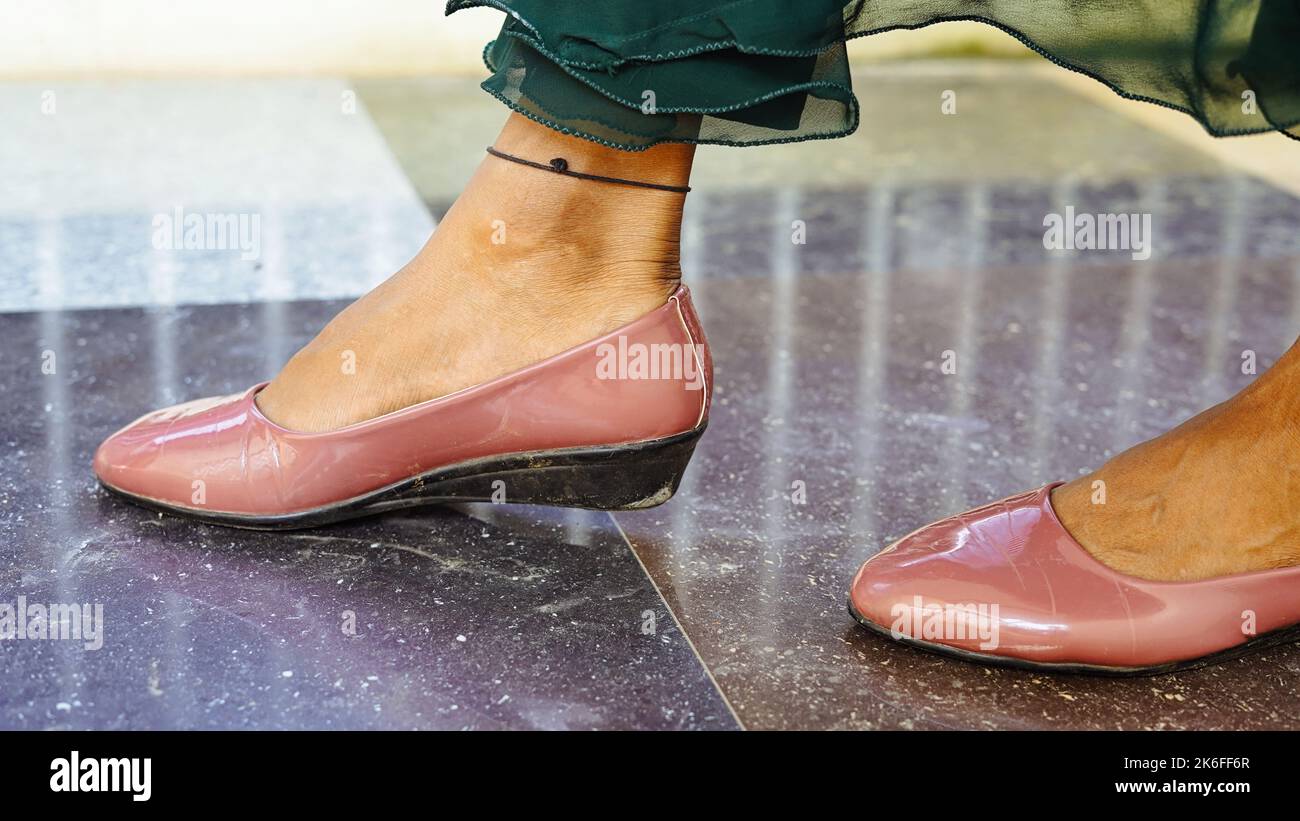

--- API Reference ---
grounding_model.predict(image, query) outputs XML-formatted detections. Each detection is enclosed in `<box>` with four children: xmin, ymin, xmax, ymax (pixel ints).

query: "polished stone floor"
<box><xmin>3</xmin><ymin>66</ymin><xmax>1300</xmax><ymax>729</ymax></box>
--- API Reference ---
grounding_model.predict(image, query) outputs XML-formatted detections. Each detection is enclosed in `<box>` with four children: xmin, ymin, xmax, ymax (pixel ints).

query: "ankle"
<box><xmin>434</xmin><ymin>166</ymin><xmax>686</xmax><ymax>322</ymax></box>
<box><xmin>494</xmin><ymin>112</ymin><xmax>695</xmax><ymax>191</ymax></box>
<box><xmin>461</xmin><ymin>112</ymin><xmax>691</xmax><ymax>302</ymax></box>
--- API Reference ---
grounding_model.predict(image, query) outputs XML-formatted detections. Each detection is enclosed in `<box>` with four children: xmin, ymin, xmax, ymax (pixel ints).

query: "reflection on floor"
<box><xmin>3</xmin><ymin>65</ymin><xmax>1299</xmax><ymax>729</ymax></box>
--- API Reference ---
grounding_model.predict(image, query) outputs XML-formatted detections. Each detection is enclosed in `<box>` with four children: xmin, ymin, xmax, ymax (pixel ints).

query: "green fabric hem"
<box><xmin>451</xmin><ymin>1</ymin><xmax>1300</xmax><ymax>148</ymax></box>
<box><xmin>479</xmin><ymin>82</ymin><xmax>861</xmax><ymax>152</ymax></box>
<box><xmin>492</xmin><ymin>28</ymin><xmax>857</xmax><ymax>117</ymax></box>
<box><xmin>450</xmin><ymin>0</ymin><xmax>850</xmax><ymax>69</ymax></box>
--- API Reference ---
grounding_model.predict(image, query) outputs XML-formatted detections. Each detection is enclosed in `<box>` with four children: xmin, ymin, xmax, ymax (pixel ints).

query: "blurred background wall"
<box><xmin>0</xmin><ymin>0</ymin><xmax>1030</xmax><ymax>78</ymax></box>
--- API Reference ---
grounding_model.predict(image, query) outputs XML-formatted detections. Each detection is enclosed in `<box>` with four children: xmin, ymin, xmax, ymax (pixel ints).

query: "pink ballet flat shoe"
<box><xmin>94</xmin><ymin>286</ymin><xmax>711</xmax><ymax>529</ymax></box>
<box><xmin>849</xmin><ymin>483</ymin><xmax>1300</xmax><ymax>675</ymax></box>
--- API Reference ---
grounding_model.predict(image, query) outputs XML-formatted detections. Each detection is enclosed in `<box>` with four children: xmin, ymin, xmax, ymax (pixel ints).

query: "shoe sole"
<box><xmin>100</xmin><ymin>424</ymin><xmax>705</xmax><ymax>531</ymax></box>
<box><xmin>848</xmin><ymin>597</ymin><xmax>1300</xmax><ymax>677</ymax></box>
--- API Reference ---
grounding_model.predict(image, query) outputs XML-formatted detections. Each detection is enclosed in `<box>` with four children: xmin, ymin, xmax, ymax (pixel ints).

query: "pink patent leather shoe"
<box><xmin>849</xmin><ymin>483</ymin><xmax>1300</xmax><ymax>675</ymax></box>
<box><xmin>94</xmin><ymin>286</ymin><xmax>711</xmax><ymax>529</ymax></box>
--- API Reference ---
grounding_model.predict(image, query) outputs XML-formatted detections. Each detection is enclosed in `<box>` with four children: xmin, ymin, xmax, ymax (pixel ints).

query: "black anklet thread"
<box><xmin>486</xmin><ymin>147</ymin><xmax>691</xmax><ymax>194</ymax></box>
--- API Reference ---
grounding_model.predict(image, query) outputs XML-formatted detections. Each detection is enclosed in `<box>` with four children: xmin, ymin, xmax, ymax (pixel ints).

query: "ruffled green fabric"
<box><xmin>446</xmin><ymin>0</ymin><xmax>1300</xmax><ymax>150</ymax></box>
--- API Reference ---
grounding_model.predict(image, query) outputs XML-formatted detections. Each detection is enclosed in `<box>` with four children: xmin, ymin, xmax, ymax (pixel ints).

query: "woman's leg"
<box><xmin>849</xmin><ymin>331</ymin><xmax>1300</xmax><ymax>670</ymax></box>
<box><xmin>256</xmin><ymin>112</ymin><xmax>695</xmax><ymax>432</ymax></box>
<box><xmin>1051</xmin><ymin>337</ymin><xmax>1300</xmax><ymax>581</ymax></box>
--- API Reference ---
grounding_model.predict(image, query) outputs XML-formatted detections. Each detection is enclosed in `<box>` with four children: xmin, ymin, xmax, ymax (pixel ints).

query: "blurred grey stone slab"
<box><xmin>0</xmin><ymin>79</ymin><xmax>432</xmax><ymax>311</ymax></box>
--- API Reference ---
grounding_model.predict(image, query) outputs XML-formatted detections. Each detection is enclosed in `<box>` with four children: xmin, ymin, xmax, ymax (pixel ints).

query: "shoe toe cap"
<box><xmin>93</xmin><ymin>391</ymin><xmax>254</xmax><ymax>506</ymax></box>
<box><xmin>850</xmin><ymin>488</ymin><xmax>1067</xmax><ymax>658</ymax></box>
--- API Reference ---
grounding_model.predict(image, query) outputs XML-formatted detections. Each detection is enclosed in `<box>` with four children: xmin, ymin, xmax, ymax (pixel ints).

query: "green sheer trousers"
<box><xmin>446</xmin><ymin>0</ymin><xmax>1300</xmax><ymax>150</ymax></box>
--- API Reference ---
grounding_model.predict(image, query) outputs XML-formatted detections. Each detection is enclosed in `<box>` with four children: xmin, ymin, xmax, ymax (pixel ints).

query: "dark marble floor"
<box><xmin>624</xmin><ymin>258</ymin><xmax>1300</xmax><ymax>730</ymax></box>
<box><xmin>0</xmin><ymin>305</ymin><xmax>736</xmax><ymax>730</ymax></box>
<box><xmin>4</xmin><ymin>66</ymin><xmax>1300</xmax><ymax>730</ymax></box>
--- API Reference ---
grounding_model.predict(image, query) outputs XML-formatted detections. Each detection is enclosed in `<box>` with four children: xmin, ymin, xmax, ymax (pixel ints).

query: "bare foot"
<box><xmin>1051</xmin><ymin>340</ymin><xmax>1300</xmax><ymax>581</ymax></box>
<box><xmin>255</xmin><ymin>113</ymin><xmax>693</xmax><ymax>432</ymax></box>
